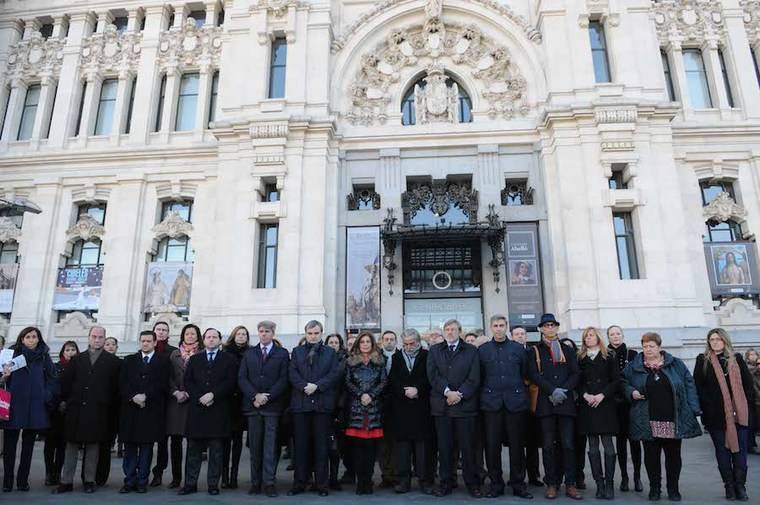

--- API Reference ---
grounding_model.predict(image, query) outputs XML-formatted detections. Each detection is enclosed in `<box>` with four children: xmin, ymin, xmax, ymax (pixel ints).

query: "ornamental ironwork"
<box><xmin>347</xmin><ymin>187</ymin><xmax>381</xmax><ymax>211</ymax></box>
<box><xmin>501</xmin><ymin>180</ymin><xmax>533</xmax><ymax>206</ymax></box>
<box><xmin>401</xmin><ymin>179</ymin><xmax>478</xmax><ymax>225</ymax></box>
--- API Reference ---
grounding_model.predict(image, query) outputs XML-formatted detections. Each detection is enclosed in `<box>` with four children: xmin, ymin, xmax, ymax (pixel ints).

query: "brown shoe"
<box><xmin>545</xmin><ymin>485</ymin><xmax>558</xmax><ymax>499</ymax></box>
<box><xmin>566</xmin><ymin>485</ymin><xmax>583</xmax><ymax>500</ymax></box>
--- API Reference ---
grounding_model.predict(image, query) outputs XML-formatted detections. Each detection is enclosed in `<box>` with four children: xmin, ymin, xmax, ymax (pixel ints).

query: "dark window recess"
<box><xmin>39</xmin><ymin>24</ymin><xmax>54</xmax><ymax>39</ymax></box>
<box><xmin>154</xmin><ymin>75</ymin><xmax>167</xmax><ymax>132</ymax></box>
<box><xmin>257</xmin><ymin>224</ymin><xmax>278</xmax><ymax>288</ymax></box>
<box><xmin>700</xmin><ymin>180</ymin><xmax>734</xmax><ymax>205</ymax></box>
<box><xmin>612</xmin><ymin>212</ymin><xmax>640</xmax><ymax>280</ymax></box>
<box><xmin>661</xmin><ymin>50</ymin><xmax>676</xmax><ymax>101</ymax></box>
<box><xmin>501</xmin><ymin>180</ymin><xmax>533</xmax><ymax>206</ymax></box>
<box><xmin>403</xmin><ymin>243</ymin><xmax>482</xmax><ymax>295</ymax></box>
<box><xmin>263</xmin><ymin>183</ymin><xmax>279</xmax><ymax>203</ymax></box>
<box><xmin>718</xmin><ymin>49</ymin><xmax>735</xmax><ymax>108</ymax></box>
<box><xmin>77</xmin><ymin>203</ymin><xmax>107</xmax><ymax>225</ymax></box>
<box><xmin>608</xmin><ymin>171</ymin><xmax>627</xmax><ymax>190</ymax></box>
<box><xmin>113</xmin><ymin>17</ymin><xmax>129</xmax><ymax>33</ymax></box>
<box><xmin>347</xmin><ymin>186</ymin><xmax>380</xmax><ymax>210</ymax></box>
<box><xmin>161</xmin><ymin>200</ymin><xmax>192</xmax><ymax>222</ymax></box>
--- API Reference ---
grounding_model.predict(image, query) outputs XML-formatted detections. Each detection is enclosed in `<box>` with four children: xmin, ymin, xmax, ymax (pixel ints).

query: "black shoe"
<box><xmin>178</xmin><ymin>486</ymin><xmax>197</xmax><ymax>495</ymax></box>
<box><xmin>83</xmin><ymin>482</ymin><xmax>96</xmax><ymax>493</ymax></box>
<box><xmin>264</xmin><ymin>485</ymin><xmax>278</xmax><ymax>497</ymax></box>
<box><xmin>468</xmin><ymin>486</ymin><xmax>483</xmax><ymax>498</ymax></box>
<box><xmin>53</xmin><ymin>484</ymin><xmax>73</xmax><ymax>494</ymax></box>
<box><xmin>168</xmin><ymin>479</ymin><xmax>181</xmax><ymax>489</ymax></box>
<box><xmin>119</xmin><ymin>486</ymin><xmax>133</xmax><ymax>493</ymax></box>
<box><xmin>394</xmin><ymin>482</ymin><xmax>410</xmax><ymax>494</ymax></box>
<box><xmin>208</xmin><ymin>487</ymin><xmax>220</xmax><ymax>495</ymax></box>
<box><xmin>514</xmin><ymin>488</ymin><xmax>534</xmax><ymax>499</ymax></box>
<box><xmin>595</xmin><ymin>480</ymin><xmax>606</xmax><ymax>499</ymax></box>
<box><xmin>635</xmin><ymin>477</ymin><xmax>644</xmax><ymax>492</ymax></box>
<box><xmin>16</xmin><ymin>482</ymin><xmax>29</xmax><ymax>492</ymax></box>
<box><xmin>735</xmin><ymin>467</ymin><xmax>749</xmax><ymax>501</ymax></box>
<box><xmin>287</xmin><ymin>486</ymin><xmax>305</xmax><ymax>496</ymax></box>
<box><xmin>2</xmin><ymin>486</ymin><xmax>11</xmax><ymax>492</ymax></box>
<box><xmin>228</xmin><ymin>478</ymin><xmax>238</xmax><ymax>490</ymax></box>
<box><xmin>420</xmin><ymin>483</ymin><xmax>434</xmax><ymax>495</ymax></box>
<box><xmin>339</xmin><ymin>473</ymin><xmax>355</xmax><ymax>484</ymax></box>
<box><xmin>649</xmin><ymin>488</ymin><xmax>661</xmax><ymax>501</ymax></box>
<box><xmin>485</xmin><ymin>486</ymin><xmax>504</xmax><ymax>498</ymax></box>
<box><xmin>329</xmin><ymin>479</ymin><xmax>342</xmax><ymax>491</ymax></box>
<box><xmin>317</xmin><ymin>488</ymin><xmax>328</xmax><ymax>497</ymax></box>
<box><xmin>620</xmin><ymin>476</ymin><xmax>630</xmax><ymax>492</ymax></box>
<box><xmin>149</xmin><ymin>474</ymin><xmax>162</xmax><ymax>487</ymax></box>
<box><xmin>248</xmin><ymin>484</ymin><xmax>261</xmax><ymax>494</ymax></box>
<box><xmin>529</xmin><ymin>478</ymin><xmax>544</xmax><ymax>487</ymax></box>
<box><xmin>667</xmin><ymin>488</ymin><xmax>681</xmax><ymax>501</ymax></box>
<box><xmin>136</xmin><ymin>486</ymin><xmax>147</xmax><ymax>493</ymax></box>
<box><xmin>433</xmin><ymin>485</ymin><xmax>452</xmax><ymax>497</ymax></box>
<box><xmin>379</xmin><ymin>479</ymin><xmax>395</xmax><ymax>489</ymax></box>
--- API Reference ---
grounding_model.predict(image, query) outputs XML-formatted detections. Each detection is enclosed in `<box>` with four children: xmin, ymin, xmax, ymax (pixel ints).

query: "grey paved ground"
<box><xmin>4</xmin><ymin>434</ymin><xmax>760</xmax><ymax>504</ymax></box>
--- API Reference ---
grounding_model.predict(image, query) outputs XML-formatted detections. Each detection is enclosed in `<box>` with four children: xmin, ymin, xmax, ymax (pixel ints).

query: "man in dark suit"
<box><xmin>179</xmin><ymin>328</ymin><xmax>237</xmax><ymax>496</ymax></box>
<box><xmin>150</xmin><ymin>320</ymin><xmax>178</xmax><ymax>487</ymax></box>
<box><xmin>287</xmin><ymin>320</ymin><xmax>341</xmax><ymax>497</ymax></box>
<box><xmin>118</xmin><ymin>330</ymin><xmax>170</xmax><ymax>493</ymax></box>
<box><xmin>238</xmin><ymin>320</ymin><xmax>290</xmax><ymax>497</ymax></box>
<box><xmin>388</xmin><ymin>328</ymin><xmax>433</xmax><ymax>494</ymax></box>
<box><xmin>511</xmin><ymin>325</ymin><xmax>543</xmax><ymax>487</ymax></box>
<box><xmin>426</xmin><ymin>318</ymin><xmax>482</xmax><ymax>498</ymax></box>
<box><xmin>479</xmin><ymin>315</ymin><xmax>533</xmax><ymax>499</ymax></box>
<box><xmin>528</xmin><ymin>313</ymin><xmax>581</xmax><ymax>500</ymax></box>
<box><xmin>55</xmin><ymin>326</ymin><xmax>121</xmax><ymax>494</ymax></box>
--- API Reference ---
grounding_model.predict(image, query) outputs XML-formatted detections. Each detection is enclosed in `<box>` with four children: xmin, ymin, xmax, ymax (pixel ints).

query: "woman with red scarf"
<box><xmin>694</xmin><ymin>328</ymin><xmax>754</xmax><ymax>502</ymax></box>
<box><xmin>43</xmin><ymin>341</ymin><xmax>79</xmax><ymax>486</ymax></box>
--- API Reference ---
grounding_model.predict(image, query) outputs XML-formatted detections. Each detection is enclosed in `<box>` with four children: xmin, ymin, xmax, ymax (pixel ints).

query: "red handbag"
<box><xmin>0</xmin><ymin>387</ymin><xmax>10</xmax><ymax>421</ymax></box>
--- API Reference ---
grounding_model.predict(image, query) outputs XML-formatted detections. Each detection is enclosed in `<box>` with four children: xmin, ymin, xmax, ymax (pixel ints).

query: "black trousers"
<box><xmin>94</xmin><ymin>439</ymin><xmax>112</xmax><ymax>485</ymax></box>
<box><xmin>617</xmin><ymin>435</ymin><xmax>642</xmax><ymax>479</ymax></box>
<box><xmin>152</xmin><ymin>435</ymin><xmax>183</xmax><ymax>482</ymax></box>
<box><xmin>43</xmin><ymin>430</ymin><xmax>66</xmax><ymax>482</ymax></box>
<box><xmin>395</xmin><ymin>438</ymin><xmax>432</xmax><ymax>485</ymax></box>
<box><xmin>185</xmin><ymin>438</ymin><xmax>223</xmax><ymax>489</ymax></box>
<box><xmin>292</xmin><ymin>412</ymin><xmax>331</xmax><ymax>490</ymax></box>
<box><xmin>484</xmin><ymin>409</ymin><xmax>529</xmax><ymax>492</ymax></box>
<box><xmin>222</xmin><ymin>429</ymin><xmax>244</xmax><ymax>482</ymax></box>
<box><xmin>540</xmin><ymin>415</ymin><xmax>576</xmax><ymax>486</ymax></box>
<box><xmin>434</xmin><ymin>416</ymin><xmax>479</xmax><ymax>488</ymax></box>
<box><xmin>525</xmin><ymin>417</ymin><xmax>541</xmax><ymax>481</ymax></box>
<box><xmin>2</xmin><ymin>429</ymin><xmax>37</xmax><ymax>488</ymax></box>
<box><xmin>643</xmin><ymin>438</ymin><xmax>682</xmax><ymax>492</ymax></box>
<box><xmin>351</xmin><ymin>437</ymin><xmax>378</xmax><ymax>488</ymax></box>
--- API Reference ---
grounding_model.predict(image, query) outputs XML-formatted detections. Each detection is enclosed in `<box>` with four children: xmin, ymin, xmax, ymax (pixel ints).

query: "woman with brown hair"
<box><xmin>577</xmin><ymin>327</ymin><xmax>619</xmax><ymax>500</ymax></box>
<box><xmin>694</xmin><ymin>328</ymin><xmax>753</xmax><ymax>501</ymax></box>
<box><xmin>220</xmin><ymin>325</ymin><xmax>250</xmax><ymax>489</ymax></box>
<box><xmin>344</xmin><ymin>332</ymin><xmax>387</xmax><ymax>494</ymax></box>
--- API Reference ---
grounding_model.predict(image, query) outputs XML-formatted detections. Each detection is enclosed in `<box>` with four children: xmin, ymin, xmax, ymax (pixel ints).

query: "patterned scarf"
<box><xmin>709</xmin><ymin>351</ymin><xmax>750</xmax><ymax>453</ymax></box>
<box><xmin>542</xmin><ymin>335</ymin><xmax>566</xmax><ymax>364</ymax></box>
<box><xmin>180</xmin><ymin>341</ymin><xmax>199</xmax><ymax>363</ymax></box>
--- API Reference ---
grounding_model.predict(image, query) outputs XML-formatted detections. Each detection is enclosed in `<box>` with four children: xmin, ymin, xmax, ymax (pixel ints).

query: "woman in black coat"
<box><xmin>1</xmin><ymin>327</ymin><xmax>57</xmax><ymax>492</ymax></box>
<box><xmin>325</xmin><ymin>333</ymin><xmax>348</xmax><ymax>490</ymax></box>
<box><xmin>577</xmin><ymin>327</ymin><xmax>619</xmax><ymax>500</ymax></box>
<box><xmin>344</xmin><ymin>332</ymin><xmax>387</xmax><ymax>495</ymax></box>
<box><xmin>220</xmin><ymin>325</ymin><xmax>250</xmax><ymax>489</ymax></box>
<box><xmin>43</xmin><ymin>341</ymin><xmax>79</xmax><ymax>486</ymax></box>
<box><xmin>607</xmin><ymin>325</ymin><xmax>642</xmax><ymax>492</ymax></box>
<box><xmin>694</xmin><ymin>328</ymin><xmax>754</xmax><ymax>502</ymax></box>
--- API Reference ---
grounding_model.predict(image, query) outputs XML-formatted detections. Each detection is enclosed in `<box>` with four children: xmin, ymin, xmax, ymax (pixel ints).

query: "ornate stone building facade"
<box><xmin>1</xmin><ymin>0</ymin><xmax>760</xmax><ymax>356</ymax></box>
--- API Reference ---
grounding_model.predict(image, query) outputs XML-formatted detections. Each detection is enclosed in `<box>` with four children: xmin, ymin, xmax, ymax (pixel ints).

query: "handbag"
<box><xmin>528</xmin><ymin>346</ymin><xmax>542</xmax><ymax>414</ymax></box>
<box><xmin>0</xmin><ymin>386</ymin><xmax>10</xmax><ymax>421</ymax></box>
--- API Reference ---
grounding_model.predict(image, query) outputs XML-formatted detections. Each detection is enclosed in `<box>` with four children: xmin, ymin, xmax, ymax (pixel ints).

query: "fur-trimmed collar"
<box><xmin>346</xmin><ymin>351</ymin><xmax>385</xmax><ymax>367</ymax></box>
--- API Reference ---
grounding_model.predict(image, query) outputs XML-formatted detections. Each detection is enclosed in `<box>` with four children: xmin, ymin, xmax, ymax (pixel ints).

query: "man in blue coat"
<box><xmin>478</xmin><ymin>315</ymin><xmax>533</xmax><ymax>499</ymax></box>
<box><xmin>287</xmin><ymin>320</ymin><xmax>341</xmax><ymax>497</ymax></box>
<box><xmin>238</xmin><ymin>320</ymin><xmax>289</xmax><ymax>497</ymax></box>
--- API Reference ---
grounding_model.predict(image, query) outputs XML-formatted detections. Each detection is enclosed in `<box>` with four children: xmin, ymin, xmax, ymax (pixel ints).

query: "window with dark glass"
<box><xmin>608</xmin><ymin>171</ymin><xmax>627</xmax><ymax>190</ymax></box>
<box><xmin>67</xmin><ymin>239</ymin><xmax>103</xmax><ymax>266</ymax></box>
<box><xmin>613</xmin><ymin>212</ymin><xmax>640</xmax><ymax>280</ymax></box>
<box><xmin>161</xmin><ymin>200</ymin><xmax>192</xmax><ymax>222</ymax></box>
<box><xmin>125</xmin><ymin>78</ymin><xmax>136</xmax><ymax>133</ymax></box>
<box><xmin>589</xmin><ymin>21</ymin><xmax>611</xmax><ymax>83</ymax></box>
<box><xmin>752</xmin><ymin>47</ymin><xmax>760</xmax><ymax>87</ymax></box>
<box><xmin>257</xmin><ymin>224</ymin><xmax>278</xmax><ymax>288</ymax></box>
<box><xmin>44</xmin><ymin>84</ymin><xmax>56</xmax><ymax>139</ymax></box>
<box><xmin>175</xmin><ymin>73</ymin><xmax>199</xmax><ymax>131</ymax></box>
<box><xmin>263</xmin><ymin>183</ymin><xmax>279</xmax><ymax>202</ymax></box>
<box><xmin>217</xmin><ymin>9</ymin><xmax>225</xmax><ymax>26</ymax></box>
<box><xmin>94</xmin><ymin>78</ymin><xmax>118</xmax><ymax>135</ymax></box>
<box><xmin>0</xmin><ymin>85</ymin><xmax>11</xmax><ymax>138</ymax></box>
<box><xmin>268</xmin><ymin>38</ymin><xmax>287</xmax><ymax>99</ymax></box>
<box><xmin>17</xmin><ymin>84</ymin><xmax>41</xmax><ymax>141</ymax></box>
<box><xmin>77</xmin><ymin>203</ymin><xmax>107</xmax><ymax>225</ymax></box>
<box><xmin>683</xmin><ymin>49</ymin><xmax>712</xmax><ymax>108</ymax></box>
<box><xmin>704</xmin><ymin>220</ymin><xmax>742</xmax><ymax>243</ymax></box>
<box><xmin>154</xmin><ymin>74</ymin><xmax>166</xmax><ymax>132</ymax></box>
<box><xmin>404</xmin><ymin>243</ymin><xmax>482</xmax><ymax>295</ymax></box>
<box><xmin>700</xmin><ymin>180</ymin><xmax>735</xmax><ymax>205</ymax></box>
<box><xmin>208</xmin><ymin>71</ymin><xmax>219</xmax><ymax>127</ymax></box>
<box><xmin>661</xmin><ymin>50</ymin><xmax>676</xmax><ymax>101</ymax></box>
<box><xmin>155</xmin><ymin>200</ymin><xmax>194</xmax><ymax>262</ymax></box>
<box><xmin>75</xmin><ymin>81</ymin><xmax>86</xmax><ymax>136</ymax></box>
<box><xmin>39</xmin><ymin>23</ymin><xmax>54</xmax><ymax>39</ymax></box>
<box><xmin>167</xmin><ymin>14</ymin><xmax>175</xmax><ymax>30</ymax></box>
<box><xmin>718</xmin><ymin>49</ymin><xmax>735</xmax><ymax>107</ymax></box>
<box><xmin>0</xmin><ymin>240</ymin><xmax>18</xmax><ymax>264</ymax></box>
<box><xmin>113</xmin><ymin>17</ymin><xmax>129</xmax><ymax>33</ymax></box>
<box><xmin>401</xmin><ymin>74</ymin><xmax>472</xmax><ymax>125</ymax></box>
<box><xmin>188</xmin><ymin>10</ymin><xmax>206</xmax><ymax>27</ymax></box>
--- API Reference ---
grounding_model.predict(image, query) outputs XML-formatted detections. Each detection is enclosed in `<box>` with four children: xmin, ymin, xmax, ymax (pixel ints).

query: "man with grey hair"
<box><xmin>427</xmin><ymin>319</ymin><xmax>482</xmax><ymax>497</ymax></box>
<box><xmin>55</xmin><ymin>326</ymin><xmax>121</xmax><ymax>494</ymax></box>
<box><xmin>378</xmin><ymin>330</ymin><xmax>398</xmax><ymax>488</ymax></box>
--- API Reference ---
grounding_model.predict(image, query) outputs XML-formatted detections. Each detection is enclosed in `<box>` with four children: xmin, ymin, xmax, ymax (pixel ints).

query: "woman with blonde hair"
<box><xmin>577</xmin><ymin>327</ymin><xmax>619</xmax><ymax>499</ymax></box>
<box><xmin>693</xmin><ymin>328</ymin><xmax>753</xmax><ymax>501</ymax></box>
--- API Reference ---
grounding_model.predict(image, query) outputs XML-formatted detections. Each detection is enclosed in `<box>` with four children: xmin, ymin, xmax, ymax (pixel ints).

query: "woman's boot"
<box><xmin>604</xmin><ymin>453</ymin><xmax>616</xmax><ymax>500</ymax></box>
<box><xmin>588</xmin><ymin>451</ymin><xmax>605</xmax><ymax>499</ymax></box>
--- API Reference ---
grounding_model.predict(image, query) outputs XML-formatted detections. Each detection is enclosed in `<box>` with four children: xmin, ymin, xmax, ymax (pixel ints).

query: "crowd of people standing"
<box><xmin>0</xmin><ymin>314</ymin><xmax>757</xmax><ymax>502</ymax></box>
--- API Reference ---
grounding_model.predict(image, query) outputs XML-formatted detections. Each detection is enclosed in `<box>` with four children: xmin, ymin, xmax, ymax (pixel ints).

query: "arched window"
<box><xmin>401</xmin><ymin>74</ymin><xmax>473</xmax><ymax>125</ymax></box>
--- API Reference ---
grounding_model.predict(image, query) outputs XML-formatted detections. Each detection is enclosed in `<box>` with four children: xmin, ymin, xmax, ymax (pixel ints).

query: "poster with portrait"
<box><xmin>52</xmin><ymin>266</ymin><xmax>104</xmax><ymax>310</ymax></box>
<box><xmin>346</xmin><ymin>227</ymin><xmax>381</xmax><ymax>330</ymax></box>
<box><xmin>0</xmin><ymin>263</ymin><xmax>19</xmax><ymax>313</ymax></box>
<box><xmin>704</xmin><ymin>242</ymin><xmax>760</xmax><ymax>296</ymax></box>
<box><xmin>505</xmin><ymin>222</ymin><xmax>544</xmax><ymax>329</ymax></box>
<box><xmin>144</xmin><ymin>262</ymin><xmax>193</xmax><ymax>312</ymax></box>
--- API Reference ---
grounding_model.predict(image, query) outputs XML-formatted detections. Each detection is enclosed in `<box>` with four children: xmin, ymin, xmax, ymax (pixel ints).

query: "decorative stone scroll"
<box><xmin>5</xmin><ymin>32</ymin><xmax>65</xmax><ymax>82</ymax></box>
<box><xmin>66</xmin><ymin>214</ymin><xmax>105</xmax><ymax>242</ymax></box>
<box><xmin>158</xmin><ymin>18</ymin><xmax>223</xmax><ymax>72</ymax></box>
<box><xmin>258</xmin><ymin>0</ymin><xmax>304</xmax><ymax>18</ymax></box>
<box><xmin>742</xmin><ymin>0</ymin><xmax>760</xmax><ymax>43</ymax></box>
<box><xmin>80</xmin><ymin>24</ymin><xmax>142</xmax><ymax>79</ymax></box>
<box><xmin>652</xmin><ymin>0</ymin><xmax>726</xmax><ymax>45</ymax></box>
<box><xmin>703</xmin><ymin>192</ymin><xmax>747</xmax><ymax>223</ymax></box>
<box><xmin>0</xmin><ymin>217</ymin><xmax>21</xmax><ymax>244</ymax></box>
<box><xmin>152</xmin><ymin>211</ymin><xmax>193</xmax><ymax>240</ymax></box>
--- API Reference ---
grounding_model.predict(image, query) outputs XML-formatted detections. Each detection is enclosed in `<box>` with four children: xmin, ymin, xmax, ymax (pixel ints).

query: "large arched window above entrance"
<box><xmin>401</xmin><ymin>74</ymin><xmax>473</xmax><ymax>126</ymax></box>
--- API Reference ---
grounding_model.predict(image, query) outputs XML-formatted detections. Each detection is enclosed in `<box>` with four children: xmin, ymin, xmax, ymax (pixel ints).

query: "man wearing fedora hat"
<box><xmin>528</xmin><ymin>314</ymin><xmax>582</xmax><ymax>500</ymax></box>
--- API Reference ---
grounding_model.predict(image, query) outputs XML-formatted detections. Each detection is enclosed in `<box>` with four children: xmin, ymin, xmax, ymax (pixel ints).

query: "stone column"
<box><xmin>194</xmin><ymin>65</ymin><xmax>213</xmax><ymax>134</ymax></box>
<box><xmin>95</xmin><ymin>11</ymin><xmax>114</xmax><ymax>33</ymax></box>
<box><xmin>76</xmin><ymin>71</ymin><xmax>103</xmax><ymax>143</ymax></box>
<box><xmin>205</xmin><ymin>0</ymin><xmax>220</xmax><ymax>26</ymax></box>
<box><xmin>29</xmin><ymin>74</ymin><xmax>57</xmax><ymax>148</ymax></box>
<box><xmin>0</xmin><ymin>79</ymin><xmax>28</xmax><ymax>144</ymax></box>
<box><xmin>110</xmin><ymin>70</ymin><xmax>134</xmax><ymax>144</ymax></box>
<box><xmin>665</xmin><ymin>40</ymin><xmax>691</xmax><ymax>118</ymax></box>
<box><xmin>475</xmin><ymin>144</ymin><xmax>501</xmax><ymax>203</ymax></box>
<box><xmin>21</xmin><ymin>18</ymin><xmax>41</xmax><ymax>40</ymax></box>
<box><xmin>723</xmin><ymin>6</ymin><xmax>760</xmax><ymax>119</ymax></box>
<box><xmin>172</xmin><ymin>3</ymin><xmax>189</xmax><ymax>29</ymax></box>
<box><xmin>377</xmin><ymin>148</ymin><xmax>402</xmax><ymax>208</ymax></box>
<box><xmin>159</xmin><ymin>67</ymin><xmax>181</xmax><ymax>138</ymax></box>
<box><xmin>701</xmin><ymin>38</ymin><xmax>731</xmax><ymax>113</ymax></box>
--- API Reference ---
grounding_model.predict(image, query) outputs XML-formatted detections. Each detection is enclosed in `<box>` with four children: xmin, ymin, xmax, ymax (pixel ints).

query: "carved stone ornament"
<box><xmin>152</xmin><ymin>211</ymin><xmax>193</xmax><ymax>239</ymax></box>
<box><xmin>158</xmin><ymin>18</ymin><xmax>223</xmax><ymax>72</ymax></box>
<box><xmin>5</xmin><ymin>32</ymin><xmax>65</xmax><ymax>82</ymax></box>
<box><xmin>54</xmin><ymin>311</ymin><xmax>96</xmax><ymax>339</ymax></box>
<box><xmin>80</xmin><ymin>24</ymin><xmax>142</xmax><ymax>79</ymax></box>
<box><xmin>346</xmin><ymin>21</ymin><xmax>528</xmax><ymax>124</ymax></box>
<box><xmin>347</xmin><ymin>188</ymin><xmax>381</xmax><ymax>210</ymax></box>
<box><xmin>414</xmin><ymin>63</ymin><xmax>459</xmax><ymax>124</ymax></box>
<box><xmin>742</xmin><ymin>0</ymin><xmax>760</xmax><ymax>43</ymax></box>
<box><xmin>0</xmin><ymin>217</ymin><xmax>21</xmax><ymax>244</ymax></box>
<box><xmin>401</xmin><ymin>180</ymin><xmax>479</xmax><ymax>225</ymax></box>
<box><xmin>257</xmin><ymin>0</ymin><xmax>303</xmax><ymax>18</ymax></box>
<box><xmin>703</xmin><ymin>192</ymin><xmax>747</xmax><ymax>223</ymax></box>
<box><xmin>66</xmin><ymin>214</ymin><xmax>106</xmax><ymax>242</ymax></box>
<box><xmin>332</xmin><ymin>0</ymin><xmax>541</xmax><ymax>52</ymax></box>
<box><xmin>652</xmin><ymin>0</ymin><xmax>726</xmax><ymax>45</ymax></box>
<box><xmin>595</xmin><ymin>108</ymin><xmax>638</xmax><ymax>124</ymax></box>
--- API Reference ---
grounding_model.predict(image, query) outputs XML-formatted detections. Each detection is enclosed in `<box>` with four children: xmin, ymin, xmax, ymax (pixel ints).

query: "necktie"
<box><xmin>208</xmin><ymin>351</ymin><xmax>215</xmax><ymax>362</ymax></box>
<box><xmin>143</xmin><ymin>355</ymin><xmax>149</xmax><ymax>365</ymax></box>
<box><xmin>449</xmin><ymin>345</ymin><xmax>455</xmax><ymax>354</ymax></box>
<box><xmin>262</xmin><ymin>346</ymin><xmax>268</xmax><ymax>362</ymax></box>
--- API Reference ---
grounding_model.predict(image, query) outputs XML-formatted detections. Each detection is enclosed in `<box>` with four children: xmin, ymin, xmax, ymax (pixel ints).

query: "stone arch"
<box><xmin>331</xmin><ymin>0</ymin><xmax>547</xmax><ymax>126</ymax></box>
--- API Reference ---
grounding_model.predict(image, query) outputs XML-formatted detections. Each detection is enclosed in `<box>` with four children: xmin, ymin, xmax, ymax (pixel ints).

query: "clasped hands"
<box><xmin>303</xmin><ymin>383</ymin><xmax>318</xmax><ymax>396</ymax></box>
<box><xmin>132</xmin><ymin>393</ymin><xmax>147</xmax><ymax>408</ymax></box>
<box><xmin>445</xmin><ymin>390</ymin><xmax>463</xmax><ymax>406</ymax></box>
<box><xmin>199</xmin><ymin>392</ymin><xmax>215</xmax><ymax>406</ymax></box>
<box><xmin>173</xmin><ymin>390</ymin><xmax>189</xmax><ymax>403</ymax></box>
<box><xmin>549</xmin><ymin>388</ymin><xmax>568</xmax><ymax>406</ymax></box>
<box><xmin>254</xmin><ymin>393</ymin><xmax>270</xmax><ymax>408</ymax></box>
<box><xmin>583</xmin><ymin>392</ymin><xmax>605</xmax><ymax>408</ymax></box>
<box><xmin>403</xmin><ymin>386</ymin><xmax>418</xmax><ymax>399</ymax></box>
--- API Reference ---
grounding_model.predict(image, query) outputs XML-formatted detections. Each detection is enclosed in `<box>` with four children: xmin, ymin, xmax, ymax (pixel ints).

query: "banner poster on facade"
<box><xmin>52</xmin><ymin>266</ymin><xmax>104</xmax><ymax>311</ymax></box>
<box><xmin>704</xmin><ymin>242</ymin><xmax>760</xmax><ymax>296</ymax></box>
<box><xmin>345</xmin><ymin>226</ymin><xmax>381</xmax><ymax>330</ymax></box>
<box><xmin>0</xmin><ymin>263</ymin><xmax>19</xmax><ymax>313</ymax></box>
<box><xmin>505</xmin><ymin>222</ymin><xmax>544</xmax><ymax>329</ymax></box>
<box><xmin>144</xmin><ymin>262</ymin><xmax>193</xmax><ymax>312</ymax></box>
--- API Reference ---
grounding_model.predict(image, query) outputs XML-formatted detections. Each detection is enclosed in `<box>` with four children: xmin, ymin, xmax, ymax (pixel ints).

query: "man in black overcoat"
<box><xmin>238</xmin><ymin>320</ymin><xmax>290</xmax><ymax>497</ymax></box>
<box><xmin>55</xmin><ymin>326</ymin><xmax>121</xmax><ymax>494</ymax></box>
<box><xmin>426</xmin><ymin>318</ymin><xmax>482</xmax><ymax>498</ymax></box>
<box><xmin>388</xmin><ymin>328</ymin><xmax>432</xmax><ymax>494</ymax></box>
<box><xmin>118</xmin><ymin>330</ymin><xmax>170</xmax><ymax>493</ymax></box>
<box><xmin>527</xmin><ymin>313</ymin><xmax>581</xmax><ymax>500</ymax></box>
<box><xmin>178</xmin><ymin>328</ymin><xmax>237</xmax><ymax>496</ymax></box>
<box><xmin>479</xmin><ymin>315</ymin><xmax>533</xmax><ymax>499</ymax></box>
